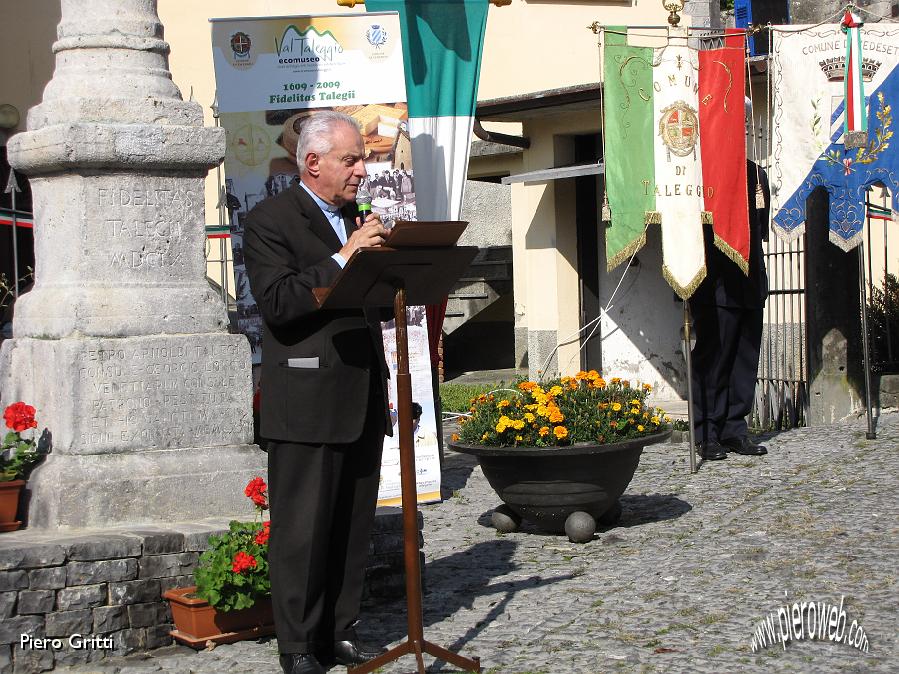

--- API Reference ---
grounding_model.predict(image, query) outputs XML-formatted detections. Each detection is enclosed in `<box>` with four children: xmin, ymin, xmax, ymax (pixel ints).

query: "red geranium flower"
<box><xmin>231</xmin><ymin>551</ymin><xmax>257</xmax><ymax>573</ymax></box>
<box><xmin>254</xmin><ymin>521</ymin><xmax>270</xmax><ymax>546</ymax></box>
<box><xmin>4</xmin><ymin>402</ymin><xmax>37</xmax><ymax>433</ymax></box>
<box><xmin>244</xmin><ymin>476</ymin><xmax>268</xmax><ymax>509</ymax></box>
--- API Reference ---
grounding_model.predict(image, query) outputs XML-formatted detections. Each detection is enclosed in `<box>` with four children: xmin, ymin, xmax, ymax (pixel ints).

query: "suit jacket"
<box><xmin>243</xmin><ymin>184</ymin><xmax>391</xmax><ymax>444</ymax></box>
<box><xmin>691</xmin><ymin>161</ymin><xmax>770</xmax><ymax>309</ymax></box>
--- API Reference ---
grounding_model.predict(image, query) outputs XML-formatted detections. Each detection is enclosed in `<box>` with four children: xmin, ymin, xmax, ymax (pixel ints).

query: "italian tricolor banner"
<box><xmin>367</xmin><ymin>0</ymin><xmax>489</xmax><ymax>221</ymax></box>
<box><xmin>602</xmin><ymin>29</ymin><xmax>748</xmax><ymax>298</ymax></box>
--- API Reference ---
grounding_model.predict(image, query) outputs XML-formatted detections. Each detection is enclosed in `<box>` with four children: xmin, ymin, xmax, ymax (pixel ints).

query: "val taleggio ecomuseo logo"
<box><xmin>365</xmin><ymin>24</ymin><xmax>388</xmax><ymax>49</ymax></box>
<box><xmin>230</xmin><ymin>31</ymin><xmax>252</xmax><ymax>60</ymax></box>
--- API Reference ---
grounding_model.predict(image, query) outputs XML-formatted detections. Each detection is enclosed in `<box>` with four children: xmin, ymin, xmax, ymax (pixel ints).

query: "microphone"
<box><xmin>356</xmin><ymin>182</ymin><xmax>372</xmax><ymax>221</ymax></box>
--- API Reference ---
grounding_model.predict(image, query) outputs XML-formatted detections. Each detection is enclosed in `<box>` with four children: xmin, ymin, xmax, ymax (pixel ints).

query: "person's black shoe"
<box><xmin>332</xmin><ymin>638</ymin><xmax>386</xmax><ymax>666</ymax></box>
<box><xmin>280</xmin><ymin>653</ymin><xmax>326</xmax><ymax>674</ymax></box>
<box><xmin>721</xmin><ymin>436</ymin><xmax>768</xmax><ymax>455</ymax></box>
<box><xmin>697</xmin><ymin>440</ymin><xmax>728</xmax><ymax>461</ymax></box>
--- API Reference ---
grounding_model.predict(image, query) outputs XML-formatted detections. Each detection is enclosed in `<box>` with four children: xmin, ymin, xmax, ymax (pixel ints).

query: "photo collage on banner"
<box><xmin>210</xmin><ymin>13</ymin><xmax>441</xmax><ymax>504</ymax></box>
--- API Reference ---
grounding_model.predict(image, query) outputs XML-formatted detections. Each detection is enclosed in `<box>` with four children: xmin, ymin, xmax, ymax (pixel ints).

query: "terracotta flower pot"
<box><xmin>450</xmin><ymin>430</ymin><xmax>671</xmax><ymax>542</ymax></box>
<box><xmin>0</xmin><ymin>480</ymin><xmax>25</xmax><ymax>532</ymax></box>
<box><xmin>163</xmin><ymin>586</ymin><xmax>275</xmax><ymax>648</ymax></box>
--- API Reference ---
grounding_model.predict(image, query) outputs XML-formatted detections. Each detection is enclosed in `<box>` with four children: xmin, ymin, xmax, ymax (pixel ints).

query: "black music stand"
<box><xmin>314</xmin><ymin>245</ymin><xmax>481</xmax><ymax>674</ymax></box>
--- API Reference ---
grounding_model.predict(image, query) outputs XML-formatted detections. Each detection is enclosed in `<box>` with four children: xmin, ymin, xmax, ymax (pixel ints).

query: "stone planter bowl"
<box><xmin>450</xmin><ymin>430</ymin><xmax>671</xmax><ymax>542</ymax></box>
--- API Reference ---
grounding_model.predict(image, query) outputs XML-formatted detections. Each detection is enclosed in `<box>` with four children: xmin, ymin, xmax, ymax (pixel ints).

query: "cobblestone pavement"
<box><xmin>59</xmin><ymin>411</ymin><xmax>898</xmax><ymax>673</ymax></box>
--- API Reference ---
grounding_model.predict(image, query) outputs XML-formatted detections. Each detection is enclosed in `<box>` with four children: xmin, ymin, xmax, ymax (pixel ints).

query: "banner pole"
<box><xmin>683</xmin><ymin>301</ymin><xmax>697</xmax><ymax>473</ymax></box>
<box><xmin>858</xmin><ymin>243</ymin><xmax>877</xmax><ymax>439</ymax></box>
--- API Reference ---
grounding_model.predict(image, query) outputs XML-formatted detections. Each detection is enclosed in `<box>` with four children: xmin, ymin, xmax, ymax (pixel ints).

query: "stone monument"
<box><xmin>1</xmin><ymin>0</ymin><xmax>264</xmax><ymax>528</ymax></box>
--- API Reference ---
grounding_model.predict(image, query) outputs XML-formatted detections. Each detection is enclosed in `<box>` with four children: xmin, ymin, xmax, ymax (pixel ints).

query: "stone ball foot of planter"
<box><xmin>491</xmin><ymin>504</ymin><xmax>522</xmax><ymax>533</ymax></box>
<box><xmin>598</xmin><ymin>499</ymin><xmax>623</xmax><ymax>527</ymax></box>
<box><xmin>564</xmin><ymin>511</ymin><xmax>596</xmax><ymax>543</ymax></box>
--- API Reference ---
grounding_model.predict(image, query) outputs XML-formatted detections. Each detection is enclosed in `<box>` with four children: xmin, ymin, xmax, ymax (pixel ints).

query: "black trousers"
<box><xmin>689</xmin><ymin>303</ymin><xmax>763</xmax><ymax>444</ymax></box>
<box><xmin>267</xmin><ymin>379</ymin><xmax>385</xmax><ymax>654</ymax></box>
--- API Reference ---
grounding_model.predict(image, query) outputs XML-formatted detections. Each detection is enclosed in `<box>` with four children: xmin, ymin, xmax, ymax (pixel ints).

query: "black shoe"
<box><xmin>697</xmin><ymin>440</ymin><xmax>728</xmax><ymax>461</ymax></box>
<box><xmin>721</xmin><ymin>436</ymin><xmax>768</xmax><ymax>455</ymax></box>
<box><xmin>280</xmin><ymin>653</ymin><xmax>326</xmax><ymax>674</ymax></box>
<box><xmin>332</xmin><ymin>639</ymin><xmax>386</xmax><ymax>666</ymax></box>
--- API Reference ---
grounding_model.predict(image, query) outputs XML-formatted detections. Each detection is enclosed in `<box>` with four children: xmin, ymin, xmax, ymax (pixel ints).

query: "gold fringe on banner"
<box><xmin>606</xmin><ymin>231</ymin><xmax>647</xmax><ymax>272</ymax></box>
<box><xmin>713</xmin><ymin>234</ymin><xmax>749</xmax><ymax>275</ymax></box>
<box><xmin>663</xmin><ymin>263</ymin><xmax>707</xmax><ymax>300</ymax></box>
<box><xmin>644</xmin><ymin>211</ymin><xmax>662</xmax><ymax>225</ymax></box>
<box><xmin>701</xmin><ymin>211</ymin><xmax>714</xmax><ymax>225</ymax></box>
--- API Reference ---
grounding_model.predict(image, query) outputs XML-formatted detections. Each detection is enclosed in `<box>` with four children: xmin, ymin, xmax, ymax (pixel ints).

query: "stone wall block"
<box><xmin>11</xmin><ymin>647</ymin><xmax>53</xmax><ymax>674</ymax></box>
<box><xmin>108</xmin><ymin>627</ymin><xmax>146</xmax><ymax>656</ymax></box>
<box><xmin>157</xmin><ymin>575</ymin><xmax>193</xmax><ymax>595</ymax></box>
<box><xmin>15</xmin><ymin>591</ymin><xmax>54</xmax><ymax>615</ymax></box>
<box><xmin>124</xmin><ymin>531</ymin><xmax>185</xmax><ymax>555</ymax></box>
<box><xmin>0</xmin><ymin>572</ymin><xmax>28</xmax><ymax>592</ymax></box>
<box><xmin>0</xmin><ymin>545</ymin><xmax>66</xmax><ymax>571</ymax></box>
<box><xmin>126</xmin><ymin>601</ymin><xmax>167</xmax><ymax>628</ymax></box>
<box><xmin>51</xmin><ymin>648</ymin><xmax>93</xmax><ymax>669</ymax></box>
<box><xmin>27</xmin><ymin>568</ymin><xmax>66</xmax><ymax>591</ymax></box>
<box><xmin>66</xmin><ymin>559</ymin><xmax>137</xmax><ymax>586</ymax></box>
<box><xmin>0</xmin><ymin>593</ymin><xmax>15</xmax><ymax>619</ymax></box>
<box><xmin>144</xmin><ymin>624</ymin><xmax>173</xmax><ymax>650</ymax></box>
<box><xmin>92</xmin><ymin>605</ymin><xmax>128</xmax><ymax>634</ymax></box>
<box><xmin>0</xmin><ymin>645</ymin><xmax>10</xmax><ymax>674</ymax></box>
<box><xmin>0</xmin><ymin>616</ymin><xmax>44</xmax><ymax>646</ymax></box>
<box><xmin>45</xmin><ymin>609</ymin><xmax>92</xmax><ymax>638</ymax></box>
<box><xmin>138</xmin><ymin>552</ymin><xmax>198</xmax><ymax>579</ymax></box>
<box><xmin>108</xmin><ymin>579</ymin><xmax>160</xmax><ymax>606</ymax></box>
<box><xmin>56</xmin><ymin>584</ymin><xmax>106</xmax><ymax>611</ymax></box>
<box><xmin>65</xmin><ymin>536</ymin><xmax>141</xmax><ymax>561</ymax></box>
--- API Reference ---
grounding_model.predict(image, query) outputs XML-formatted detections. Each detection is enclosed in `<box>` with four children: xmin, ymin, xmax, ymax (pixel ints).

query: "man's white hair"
<box><xmin>296</xmin><ymin>110</ymin><xmax>361</xmax><ymax>175</ymax></box>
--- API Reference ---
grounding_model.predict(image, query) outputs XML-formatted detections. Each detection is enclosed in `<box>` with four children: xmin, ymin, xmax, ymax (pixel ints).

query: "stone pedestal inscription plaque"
<box><xmin>1</xmin><ymin>0</ymin><xmax>263</xmax><ymax>528</ymax></box>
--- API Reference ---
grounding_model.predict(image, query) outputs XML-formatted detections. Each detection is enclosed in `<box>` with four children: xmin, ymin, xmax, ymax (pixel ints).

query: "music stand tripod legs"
<box><xmin>349</xmin><ymin>284</ymin><xmax>481</xmax><ymax>674</ymax></box>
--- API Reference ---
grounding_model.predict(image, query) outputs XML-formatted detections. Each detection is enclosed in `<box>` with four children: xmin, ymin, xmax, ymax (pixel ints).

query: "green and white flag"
<box><xmin>367</xmin><ymin>0</ymin><xmax>489</xmax><ymax>221</ymax></box>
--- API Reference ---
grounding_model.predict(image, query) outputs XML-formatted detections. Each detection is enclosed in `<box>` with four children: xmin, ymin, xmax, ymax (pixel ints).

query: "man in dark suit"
<box><xmin>243</xmin><ymin>111</ymin><xmax>391</xmax><ymax>674</ymax></box>
<box><xmin>688</xmin><ymin>160</ymin><xmax>770</xmax><ymax>461</ymax></box>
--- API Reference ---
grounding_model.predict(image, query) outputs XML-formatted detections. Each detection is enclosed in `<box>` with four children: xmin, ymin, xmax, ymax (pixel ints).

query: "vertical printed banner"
<box><xmin>210</xmin><ymin>13</ymin><xmax>441</xmax><ymax>504</ymax></box>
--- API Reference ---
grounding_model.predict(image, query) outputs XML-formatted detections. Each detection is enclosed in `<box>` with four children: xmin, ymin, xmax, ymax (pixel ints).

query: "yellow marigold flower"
<box><xmin>539</xmin><ymin>426</ymin><xmax>550</xmax><ymax>437</ymax></box>
<box><xmin>651</xmin><ymin>416</ymin><xmax>660</xmax><ymax>425</ymax></box>
<box><xmin>630</xmin><ymin>399</ymin><xmax>641</xmax><ymax>406</ymax></box>
<box><xmin>549</xmin><ymin>385</ymin><xmax>563</xmax><ymax>397</ymax></box>
<box><xmin>643</xmin><ymin>411</ymin><xmax>650</xmax><ymax>419</ymax></box>
<box><xmin>610</xmin><ymin>377</ymin><xmax>621</xmax><ymax>384</ymax></box>
<box><xmin>630</xmin><ymin>407</ymin><xmax>640</xmax><ymax>415</ymax></box>
<box><xmin>536</xmin><ymin>405</ymin><xmax>549</xmax><ymax>417</ymax></box>
<box><xmin>587</xmin><ymin>370</ymin><xmax>600</xmax><ymax>380</ymax></box>
<box><xmin>533</xmin><ymin>392</ymin><xmax>548</xmax><ymax>405</ymax></box>
<box><xmin>513</xmin><ymin>419</ymin><xmax>525</xmax><ymax>430</ymax></box>
<box><xmin>628</xmin><ymin>418</ymin><xmax>635</xmax><ymax>425</ymax></box>
<box><xmin>643</xmin><ymin>383</ymin><xmax>652</xmax><ymax>391</ymax></box>
<box><xmin>561</xmin><ymin>376</ymin><xmax>572</xmax><ymax>384</ymax></box>
<box><xmin>664</xmin><ymin>415</ymin><xmax>671</xmax><ymax>422</ymax></box>
<box><xmin>498</xmin><ymin>399</ymin><xmax>510</xmax><ymax>408</ymax></box>
<box><xmin>524</xmin><ymin>413</ymin><xmax>536</xmax><ymax>423</ymax></box>
<box><xmin>637</xmin><ymin>425</ymin><xmax>645</xmax><ymax>432</ymax></box>
<box><xmin>554</xmin><ymin>426</ymin><xmax>568</xmax><ymax>439</ymax></box>
<box><xmin>612</xmin><ymin>402</ymin><xmax>622</xmax><ymax>412</ymax></box>
<box><xmin>451</xmin><ymin>433</ymin><xmax>460</xmax><ymax>441</ymax></box>
<box><xmin>515</xmin><ymin>435</ymin><xmax>523</xmax><ymax>441</ymax></box>
<box><xmin>481</xmin><ymin>433</ymin><xmax>489</xmax><ymax>441</ymax></box>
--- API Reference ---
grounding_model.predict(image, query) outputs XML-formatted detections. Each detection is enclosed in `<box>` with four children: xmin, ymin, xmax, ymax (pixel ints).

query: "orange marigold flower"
<box><xmin>643</xmin><ymin>383</ymin><xmax>653</xmax><ymax>391</ymax></box>
<box><xmin>451</xmin><ymin>433</ymin><xmax>460</xmax><ymax>441</ymax></box>
<box><xmin>539</xmin><ymin>426</ymin><xmax>550</xmax><ymax>437</ymax></box>
<box><xmin>610</xmin><ymin>377</ymin><xmax>621</xmax><ymax>384</ymax></box>
<box><xmin>554</xmin><ymin>426</ymin><xmax>568</xmax><ymax>439</ymax></box>
<box><xmin>498</xmin><ymin>399</ymin><xmax>510</xmax><ymax>408</ymax></box>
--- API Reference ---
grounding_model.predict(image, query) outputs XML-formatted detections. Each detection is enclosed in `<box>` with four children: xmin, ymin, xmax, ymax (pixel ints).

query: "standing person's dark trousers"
<box><xmin>689</xmin><ymin>161</ymin><xmax>770</xmax><ymax>460</ymax></box>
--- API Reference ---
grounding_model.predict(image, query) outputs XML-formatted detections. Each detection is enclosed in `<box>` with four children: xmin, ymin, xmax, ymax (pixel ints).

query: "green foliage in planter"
<box><xmin>194</xmin><ymin>477</ymin><xmax>271</xmax><ymax>612</ymax></box>
<box><xmin>457</xmin><ymin>371</ymin><xmax>671</xmax><ymax>447</ymax></box>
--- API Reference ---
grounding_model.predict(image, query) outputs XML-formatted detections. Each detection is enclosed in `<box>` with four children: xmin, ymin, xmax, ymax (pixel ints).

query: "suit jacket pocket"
<box><xmin>280</xmin><ymin>363</ymin><xmax>370</xmax><ymax>444</ymax></box>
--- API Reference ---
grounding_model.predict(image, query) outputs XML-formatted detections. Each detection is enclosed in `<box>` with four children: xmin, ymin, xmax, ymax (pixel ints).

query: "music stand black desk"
<box><xmin>314</xmin><ymin>245</ymin><xmax>481</xmax><ymax>674</ymax></box>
